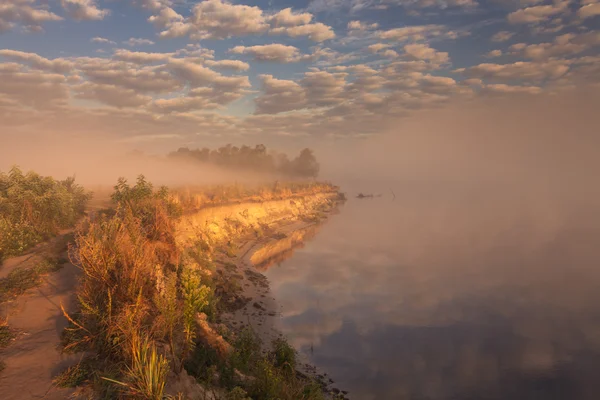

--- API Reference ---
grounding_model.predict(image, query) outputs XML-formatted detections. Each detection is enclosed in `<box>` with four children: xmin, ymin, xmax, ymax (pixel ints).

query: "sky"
<box><xmin>1</xmin><ymin>0</ymin><xmax>599</xmax><ymax>154</ymax></box>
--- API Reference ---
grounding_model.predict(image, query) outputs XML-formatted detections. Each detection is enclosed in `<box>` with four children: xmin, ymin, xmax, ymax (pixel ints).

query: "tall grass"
<box><xmin>64</xmin><ymin>175</ymin><xmax>217</xmax><ymax>398</ymax></box>
<box><xmin>63</xmin><ymin>175</ymin><xmax>336</xmax><ymax>398</ymax></box>
<box><xmin>0</xmin><ymin>167</ymin><xmax>90</xmax><ymax>261</ymax></box>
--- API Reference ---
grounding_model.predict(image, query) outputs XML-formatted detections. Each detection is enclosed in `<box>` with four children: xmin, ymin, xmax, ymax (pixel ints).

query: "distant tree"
<box><xmin>291</xmin><ymin>148</ymin><xmax>319</xmax><ymax>178</ymax></box>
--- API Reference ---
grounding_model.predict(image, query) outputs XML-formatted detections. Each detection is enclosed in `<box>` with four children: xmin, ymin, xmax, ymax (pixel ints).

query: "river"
<box><xmin>261</xmin><ymin>183</ymin><xmax>600</xmax><ymax>400</ymax></box>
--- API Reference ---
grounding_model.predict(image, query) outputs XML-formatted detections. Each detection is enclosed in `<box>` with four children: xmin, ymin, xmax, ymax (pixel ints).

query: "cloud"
<box><xmin>0</xmin><ymin>49</ymin><xmax>74</xmax><ymax>73</ymax></box>
<box><xmin>167</xmin><ymin>58</ymin><xmax>251</xmax><ymax>91</ymax></box>
<box><xmin>73</xmin><ymin>81</ymin><xmax>152</xmax><ymax>108</ymax></box>
<box><xmin>270</xmin><ymin>22</ymin><xmax>335</xmax><ymax>42</ymax></box>
<box><xmin>204</xmin><ymin>59</ymin><xmax>250</xmax><ymax>71</ymax></box>
<box><xmin>269</xmin><ymin>8</ymin><xmax>312</xmax><ymax>27</ymax></box>
<box><xmin>150</xmin><ymin>1</ymin><xmax>335</xmax><ymax>42</ymax></box>
<box><xmin>112</xmin><ymin>49</ymin><xmax>173</xmax><ymax>64</ymax></box>
<box><xmin>483</xmin><ymin>83</ymin><xmax>542</xmax><ymax>95</ymax></box>
<box><xmin>403</xmin><ymin>43</ymin><xmax>450</xmax><ymax>64</ymax></box>
<box><xmin>383</xmin><ymin>0</ymin><xmax>478</xmax><ymax>8</ymax></box>
<box><xmin>0</xmin><ymin>0</ymin><xmax>63</xmax><ymax>33</ymax></box>
<box><xmin>230</xmin><ymin>44</ymin><xmax>306</xmax><ymax>63</ymax></box>
<box><xmin>155</xmin><ymin>0</ymin><xmax>268</xmax><ymax>39</ymax></box>
<box><xmin>0</xmin><ymin>62</ymin><xmax>69</xmax><ymax>109</ymax></box>
<box><xmin>348</xmin><ymin>20</ymin><xmax>379</xmax><ymax>31</ymax></box>
<box><xmin>123</xmin><ymin>38</ymin><xmax>155</xmax><ymax>46</ymax></box>
<box><xmin>491</xmin><ymin>31</ymin><xmax>515</xmax><ymax>42</ymax></box>
<box><xmin>455</xmin><ymin>60</ymin><xmax>570</xmax><ymax>82</ymax></box>
<box><xmin>368</xmin><ymin>43</ymin><xmax>391</xmax><ymax>53</ymax></box>
<box><xmin>508</xmin><ymin>32</ymin><xmax>600</xmax><ymax>60</ymax></box>
<box><xmin>378</xmin><ymin>24</ymin><xmax>454</xmax><ymax>42</ymax></box>
<box><xmin>254</xmin><ymin>74</ymin><xmax>306</xmax><ymax>114</ymax></box>
<box><xmin>485</xmin><ymin>49</ymin><xmax>503</xmax><ymax>58</ymax></box>
<box><xmin>578</xmin><ymin>2</ymin><xmax>600</xmax><ymax>18</ymax></box>
<box><xmin>61</xmin><ymin>0</ymin><xmax>110</xmax><ymax>21</ymax></box>
<box><xmin>91</xmin><ymin>37</ymin><xmax>116</xmax><ymax>45</ymax></box>
<box><xmin>507</xmin><ymin>2</ymin><xmax>569</xmax><ymax>24</ymax></box>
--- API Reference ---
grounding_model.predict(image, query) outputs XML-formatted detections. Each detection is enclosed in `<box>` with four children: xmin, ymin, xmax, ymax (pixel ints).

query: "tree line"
<box><xmin>167</xmin><ymin>144</ymin><xmax>320</xmax><ymax>178</ymax></box>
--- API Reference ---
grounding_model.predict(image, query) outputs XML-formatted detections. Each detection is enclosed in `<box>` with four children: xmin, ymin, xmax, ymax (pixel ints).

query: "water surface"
<box><xmin>263</xmin><ymin>185</ymin><xmax>600</xmax><ymax>400</ymax></box>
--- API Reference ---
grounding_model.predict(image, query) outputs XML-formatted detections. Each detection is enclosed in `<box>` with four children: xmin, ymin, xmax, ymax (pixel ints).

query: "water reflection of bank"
<box><xmin>250</xmin><ymin>223</ymin><xmax>322</xmax><ymax>271</ymax></box>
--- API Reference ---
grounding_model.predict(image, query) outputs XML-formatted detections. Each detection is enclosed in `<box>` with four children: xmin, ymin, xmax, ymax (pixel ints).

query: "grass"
<box><xmin>0</xmin><ymin>317</ymin><xmax>14</xmax><ymax>375</ymax></box>
<box><xmin>53</xmin><ymin>360</ymin><xmax>94</xmax><ymax>388</ymax></box>
<box><xmin>0</xmin><ymin>258</ymin><xmax>62</xmax><ymax>303</ymax></box>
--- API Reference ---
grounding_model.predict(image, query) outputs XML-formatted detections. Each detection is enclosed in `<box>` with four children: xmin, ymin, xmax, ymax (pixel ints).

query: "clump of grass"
<box><xmin>0</xmin><ymin>317</ymin><xmax>14</xmax><ymax>348</ymax></box>
<box><xmin>272</xmin><ymin>338</ymin><xmax>296</xmax><ymax>373</ymax></box>
<box><xmin>102</xmin><ymin>334</ymin><xmax>170</xmax><ymax>399</ymax></box>
<box><xmin>0</xmin><ymin>317</ymin><xmax>13</xmax><ymax>375</ymax></box>
<box><xmin>53</xmin><ymin>360</ymin><xmax>94</xmax><ymax>388</ymax></box>
<box><xmin>0</xmin><ymin>258</ymin><xmax>62</xmax><ymax>303</ymax></box>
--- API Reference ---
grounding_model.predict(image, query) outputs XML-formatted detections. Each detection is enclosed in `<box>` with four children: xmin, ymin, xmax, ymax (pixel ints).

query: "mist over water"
<box><xmin>264</xmin><ymin>185</ymin><xmax>600</xmax><ymax>399</ymax></box>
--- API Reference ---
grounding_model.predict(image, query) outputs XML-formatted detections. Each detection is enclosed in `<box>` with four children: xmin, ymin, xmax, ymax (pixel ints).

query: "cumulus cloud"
<box><xmin>368</xmin><ymin>43</ymin><xmax>391</xmax><ymax>53</ymax></box>
<box><xmin>61</xmin><ymin>0</ymin><xmax>110</xmax><ymax>21</ymax></box>
<box><xmin>0</xmin><ymin>62</ymin><xmax>69</xmax><ymax>109</ymax></box>
<box><xmin>578</xmin><ymin>2</ymin><xmax>600</xmax><ymax>18</ymax></box>
<box><xmin>270</xmin><ymin>22</ymin><xmax>335</xmax><ymax>42</ymax></box>
<box><xmin>155</xmin><ymin>0</ymin><xmax>268</xmax><ymax>39</ymax></box>
<box><xmin>378</xmin><ymin>24</ymin><xmax>454</xmax><ymax>42</ymax></box>
<box><xmin>73</xmin><ymin>81</ymin><xmax>152</xmax><ymax>108</ymax></box>
<box><xmin>269</xmin><ymin>7</ymin><xmax>312</xmax><ymax>27</ymax></box>
<box><xmin>112</xmin><ymin>49</ymin><xmax>173</xmax><ymax>64</ymax></box>
<box><xmin>0</xmin><ymin>0</ymin><xmax>63</xmax><ymax>33</ymax></box>
<box><xmin>91</xmin><ymin>37</ymin><xmax>116</xmax><ymax>45</ymax></box>
<box><xmin>348</xmin><ymin>20</ymin><xmax>379</xmax><ymax>31</ymax></box>
<box><xmin>403</xmin><ymin>43</ymin><xmax>450</xmax><ymax>64</ymax></box>
<box><xmin>150</xmin><ymin>0</ymin><xmax>335</xmax><ymax>42</ymax></box>
<box><xmin>491</xmin><ymin>31</ymin><xmax>515</xmax><ymax>42</ymax></box>
<box><xmin>508</xmin><ymin>32</ymin><xmax>600</xmax><ymax>60</ymax></box>
<box><xmin>507</xmin><ymin>2</ymin><xmax>569</xmax><ymax>24</ymax></box>
<box><xmin>254</xmin><ymin>74</ymin><xmax>306</xmax><ymax>114</ymax></box>
<box><xmin>483</xmin><ymin>83</ymin><xmax>542</xmax><ymax>94</ymax></box>
<box><xmin>0</xmin><ymin>49</ymin><xmax>74</xmax><ymax>73</ymax></box>
<box><xmin>455</xmin><ymin>60</ymin><xmax>570</xmax><ymax>82</ymax></box>
<box><xmin>485</xmin><ymin>49</ymin><xmax>503</xmax><ymax>58</ymax></box>
<box><xmin>123</xmin><ymin>38</ymin><xmax>155</xmax><ymax>46</ymax></box>
<box><xmin>230</xmin><ymin>44</ymin><xmax>307</xmax><ymax>63</ymax></box>
<box><xmin>204</xmin><ymin>59</ymin><xmax>250</xmax><ymax>71</ymax></box>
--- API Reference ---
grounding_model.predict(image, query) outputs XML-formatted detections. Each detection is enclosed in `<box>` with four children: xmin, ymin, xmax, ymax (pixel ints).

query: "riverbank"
<box><xmin>0</xmin><ymin>177</ymin><xmax>346</xmax><ymax>399</ymax></box>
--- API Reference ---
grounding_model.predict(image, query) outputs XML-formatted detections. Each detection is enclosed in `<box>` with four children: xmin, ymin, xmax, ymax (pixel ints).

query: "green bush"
<box><xmin>0</xmin><ymin>167</ymin><xmax>90</xmax><ymax>261</ymax></box>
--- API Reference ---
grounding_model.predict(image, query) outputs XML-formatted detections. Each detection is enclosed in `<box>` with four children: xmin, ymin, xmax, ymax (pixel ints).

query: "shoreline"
<box><xmin>216</xmin><ymin>211</ymin><xmax>348</xmax><ymax>399</ymax></box>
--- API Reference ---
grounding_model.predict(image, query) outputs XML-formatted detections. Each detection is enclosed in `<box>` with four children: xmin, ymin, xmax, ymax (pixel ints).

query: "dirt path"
<box><xmin>0</xmin><ymin>235</ymin><xmax>82</xmax><ymax>400</ymax></box>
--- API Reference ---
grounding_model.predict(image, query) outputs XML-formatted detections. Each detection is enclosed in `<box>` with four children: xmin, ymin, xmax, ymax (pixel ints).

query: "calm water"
<box><xmin>263</xmin><ymin>185</ymin><xmax>600</xmax><ymax>400</ymax></box>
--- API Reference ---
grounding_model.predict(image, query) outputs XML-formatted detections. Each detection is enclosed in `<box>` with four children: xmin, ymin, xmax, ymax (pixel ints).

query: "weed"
<box><xmin>0</xmin><ymin>258</ymin><xmax>61</xmax><ymax>303</ymax></box>
<box><xmin>272</xmin><ymin>338</ymin><xmax>296</xmax><ymax>373</ymax></box>
<box><xmin>0</xmin><ymin>317</ymin><xmax>14</xmax><ymax>348</ymax></box>
<box><xmin>53</xmin><ymin>360</ymin><xmax>93</xmax><ymax>388</ymax></box>
<box><xmin>102</xmin><ymin>335</ymin><xmax>169</xmax><ymax>399</ymax></box>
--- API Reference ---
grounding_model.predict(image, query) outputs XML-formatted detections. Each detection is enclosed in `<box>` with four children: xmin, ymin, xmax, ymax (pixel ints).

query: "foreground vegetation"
<box><xmin>0</xmin><ymin>167</ymin><xmax>90</xmax><ymax>261</ymax></box>
<box><xmin>61</xmin><ymin>176</ymin><xmax>333</xmax><ymax>399</ymax></box>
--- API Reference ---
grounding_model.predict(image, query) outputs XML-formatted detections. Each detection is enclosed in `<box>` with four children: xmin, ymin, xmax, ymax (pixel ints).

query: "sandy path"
<box><xmin>0</xmin><ymin>238</ymin><xmax>82</xmax><ymax>400</ymax></box>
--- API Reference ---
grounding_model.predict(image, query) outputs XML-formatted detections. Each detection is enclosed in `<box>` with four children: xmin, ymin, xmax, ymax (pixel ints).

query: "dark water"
<box><xmin>262</xmin><ymin>186</ymin><xmax>600</xmax><ymax>400</ymax></box>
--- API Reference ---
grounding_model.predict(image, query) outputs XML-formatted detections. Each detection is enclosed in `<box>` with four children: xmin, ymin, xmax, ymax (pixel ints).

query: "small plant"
<box><xmin>0</xmin><ymin>258</ymin><xmax>62</xmax><ymax>303</ymax></box>
<box><xmin>272</xmin><ymin>338</ymin><xmax>296</xmax><ymax>373</ymax></box>
<box><xmin>53</xmin><ymin>361</ymin><xmax>93</xmax><ymax>388</ymax></box>
<box><xmin>227</xmin><ymin>386</ymin><xmax>251</xmax><ymax>400</ymax></box>
<box><xmin>0</xmin><ymin>317</ymin><xmax>14</xmax><ymax>348</ymax></box>
<box><xmin>103</xmin><ymin>334</ymin><xmax>169</xmax><ymax>399</ymax></box>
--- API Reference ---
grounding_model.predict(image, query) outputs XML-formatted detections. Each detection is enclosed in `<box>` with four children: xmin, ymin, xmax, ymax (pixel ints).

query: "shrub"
<box><xmin>0</xmin><ymin>167</ymin><xmax>90</xmax><ymax>261</ymax></box>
